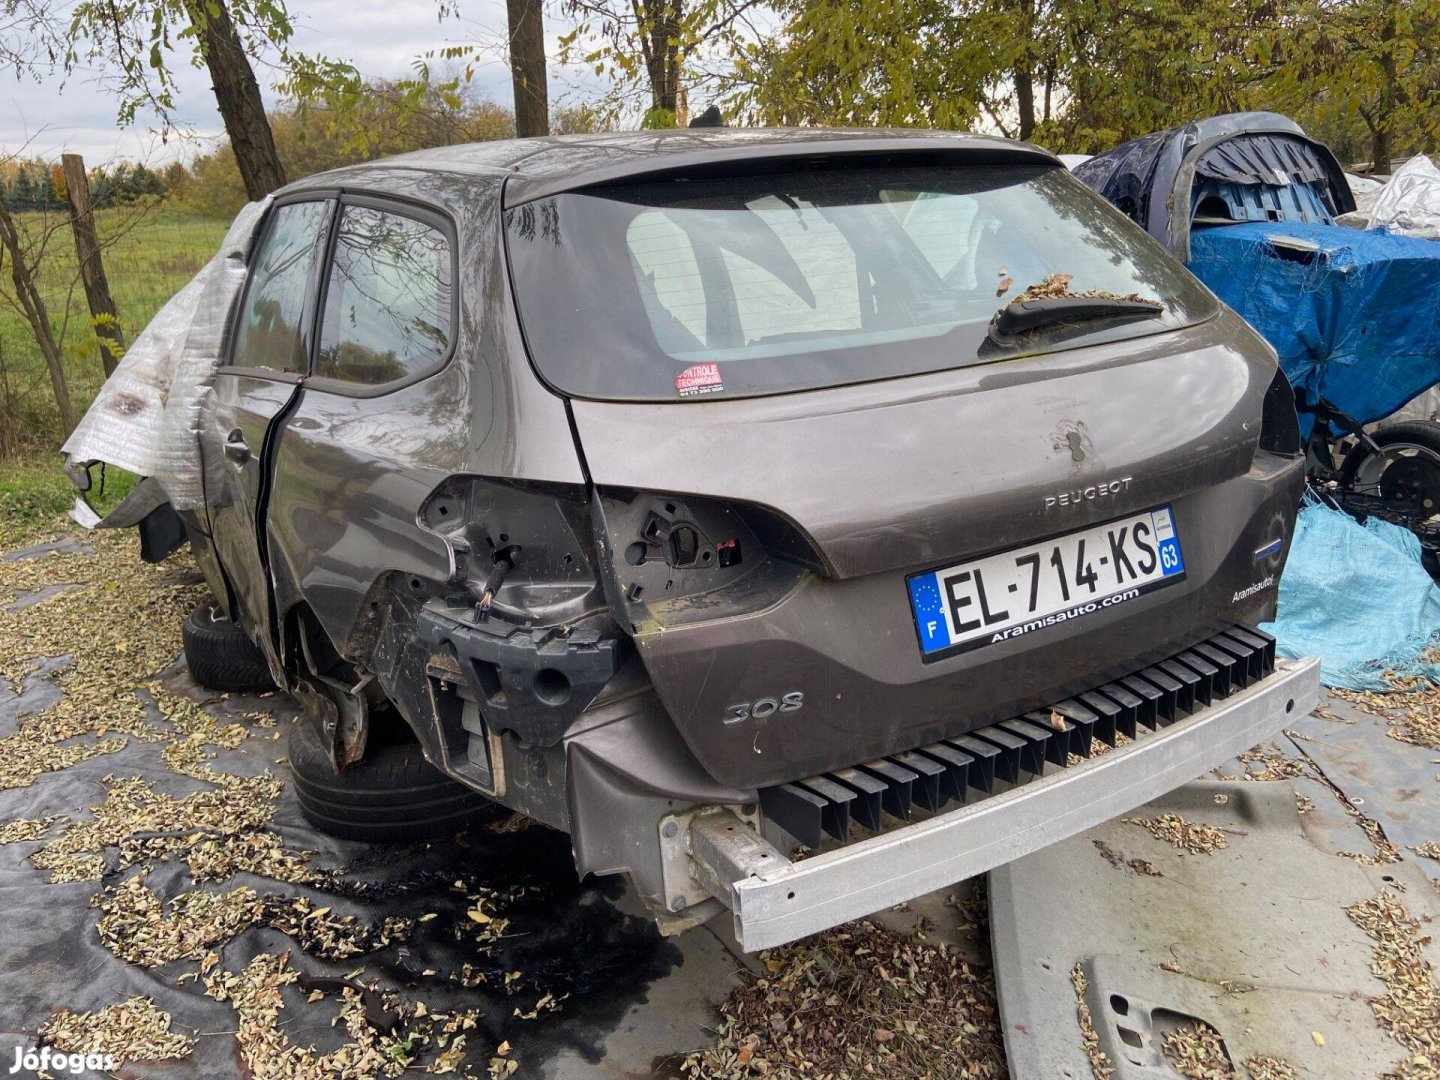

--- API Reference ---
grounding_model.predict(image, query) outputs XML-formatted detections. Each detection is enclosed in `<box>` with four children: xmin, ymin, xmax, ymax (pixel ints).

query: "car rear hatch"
<box><xmin>504</xmin><ymin>149</ymin><xmax>1302</xmax><ymax>789</ymax></box>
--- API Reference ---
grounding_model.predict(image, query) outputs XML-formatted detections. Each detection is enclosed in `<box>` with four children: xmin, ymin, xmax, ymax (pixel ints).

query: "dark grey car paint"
<box><xmin>174</xmin><ymin>128</ymin><xmax>1303</xmax><ymax>916</ymax></box>
<box><xmin>576</xmin><ymin>309</ymin><xmax>1299</xmax><ymax>786</ymax></box>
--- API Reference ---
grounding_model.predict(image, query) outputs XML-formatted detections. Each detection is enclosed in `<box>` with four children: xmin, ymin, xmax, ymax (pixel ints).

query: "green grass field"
<box><xmin>0</xmin><ymin>204</ymin><xmax>228</xmax><ymax>453</ymax></box>
<box><xmin>0</xmin><ymin>204</ymin><xmax>224</xmax><ymax>544</ymax></box>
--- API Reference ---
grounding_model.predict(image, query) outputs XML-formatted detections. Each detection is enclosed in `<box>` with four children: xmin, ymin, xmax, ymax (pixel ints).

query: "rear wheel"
<box><xmin>287</xmin><ymin>716</ymin><xmax>501</xmax><ymax>843</ymax></box>
<box><xmin>1339</xmin><ymin>420</ymin><xmax>1440</xmax><ymax>534</ymax></box>
<box><xmin>182</xmin><ymin>601</ymin><xmax>275</xmax><ymax>694</ymax></box>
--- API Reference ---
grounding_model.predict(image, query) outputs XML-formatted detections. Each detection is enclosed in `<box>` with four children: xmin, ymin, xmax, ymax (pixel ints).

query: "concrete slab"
<box><xmin>1294</xmin><ymin>695</ymin><xmax>1440</xmax><ymax>884</ymax></box>
<box><xmin>990</xmin><ymin>779</ymin><xmax>1440</xmax><ymax>1078</ymax></box>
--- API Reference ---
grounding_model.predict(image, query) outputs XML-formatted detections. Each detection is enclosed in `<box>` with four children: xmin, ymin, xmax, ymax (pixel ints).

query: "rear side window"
<box><xmin>506</xmin><ymin>165</ymin><xmax>1216</xmax><ymax>401</ymax></box>
<box><xmin>316</xmin><ymin>205</ymin><xmax>453</xmax><ymax>386</ymax></box>
<box><xmin>230</xmin><ymin>201</ymin><xmax>332</xmax><ymax>374</ymax></box>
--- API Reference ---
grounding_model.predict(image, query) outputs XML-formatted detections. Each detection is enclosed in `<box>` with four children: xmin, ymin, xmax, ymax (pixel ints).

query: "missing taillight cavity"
<box><xmin>669</xmin><ymin>525</ymin><xmax>700</xmax><ymax>567</ymax></box>
<box><xmin>717</xmin><ymin>538</ymin><xmax>742</xmax><ymax>568</ymax></box>
<box><xmin>596</xmin><ymin>490</ymin><xmax>820</xmax><ymax>630</ymax></box>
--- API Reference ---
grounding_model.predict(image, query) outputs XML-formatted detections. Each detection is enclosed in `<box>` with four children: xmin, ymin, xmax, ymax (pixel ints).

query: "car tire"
<box><xmin>1339</xmin><ymin>420</ymin><xmax>1440</xmax><ymax>522</ymax></box>
<box><xmin>287</xmin><ymin>716</ymin><xmax>501</xmax><ymax>843</ymax></box>
<box><xmin>182</xmin><ymin>601</ymin><xmax>275</xmax><ymax>694</ymax></box>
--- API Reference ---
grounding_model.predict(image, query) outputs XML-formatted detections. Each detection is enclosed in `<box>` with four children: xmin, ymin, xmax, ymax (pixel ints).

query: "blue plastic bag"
<box><xmin>1262</xmin><ymin>499</ymin><xmax>1440</xmax><ymax>690</ymax></box>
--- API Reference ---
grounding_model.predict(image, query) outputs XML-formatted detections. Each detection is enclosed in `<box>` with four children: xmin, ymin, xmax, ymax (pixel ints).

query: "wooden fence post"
<box><xmin>61</xmin><ymin>153</ymin><xmax>125</xmax><ymax>377</ymax></box>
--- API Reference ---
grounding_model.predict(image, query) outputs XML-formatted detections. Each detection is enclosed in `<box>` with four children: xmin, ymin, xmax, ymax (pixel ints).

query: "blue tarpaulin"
<box><xmin>1188</xmin><ymin>221</ymin><xmax>1440</xmax><ymax>433</ymax></box>
<box><xmin>1263</xmin><ymin>498</ymin><xmax>1440</xmax><ymax>690</ymax></box>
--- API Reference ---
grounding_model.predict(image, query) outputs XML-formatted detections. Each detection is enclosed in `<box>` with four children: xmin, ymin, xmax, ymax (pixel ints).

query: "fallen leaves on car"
<box><xmin>1007</xmin><ymin>272</ymin><xmax>1154</xmax><ymax>307</ymax></box>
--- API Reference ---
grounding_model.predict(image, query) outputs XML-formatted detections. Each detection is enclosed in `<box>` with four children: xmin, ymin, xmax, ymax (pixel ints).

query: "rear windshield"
<box><xmin>505</xmin><ymin>165</ymin><xmax>1215</xmax><ymax>401</ymax></box>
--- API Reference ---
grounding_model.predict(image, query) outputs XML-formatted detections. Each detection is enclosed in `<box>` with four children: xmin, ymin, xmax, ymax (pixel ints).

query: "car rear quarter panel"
<box><xmin>264</xmin><ymin>173</ymin><xmax>585</xmax><ymax>666</ymax></box>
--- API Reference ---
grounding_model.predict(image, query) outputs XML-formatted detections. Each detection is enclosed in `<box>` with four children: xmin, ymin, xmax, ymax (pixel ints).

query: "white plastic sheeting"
<box><xmin>61</xmin><ymin>199</ymin><xmax>270</xmax><ymax>512</ymax></box>
<box><xmin>1340</xmin><ymin>154</ymin><xmax>1440</xmax><ymax>239</ymax></box>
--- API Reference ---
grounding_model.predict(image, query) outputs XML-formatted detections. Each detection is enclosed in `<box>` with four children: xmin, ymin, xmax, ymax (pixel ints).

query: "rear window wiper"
<box><xmin>990</xmin><ymin>294</ymin><xmax>1163</xmax><ymax>339</ymax></box>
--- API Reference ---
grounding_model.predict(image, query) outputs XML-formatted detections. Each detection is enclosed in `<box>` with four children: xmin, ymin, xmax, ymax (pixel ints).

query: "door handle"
<box><xmin>224</xmin><ymin>430</ymin><xmax>251</xmax><ymax>464</ymax></box>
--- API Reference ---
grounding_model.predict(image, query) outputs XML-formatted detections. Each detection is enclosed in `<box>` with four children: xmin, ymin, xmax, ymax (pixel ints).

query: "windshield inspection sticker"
<box><xmin>675</xmin><ymin>363</ymin><xmax>724</xmax><ymax>398</ymax></box>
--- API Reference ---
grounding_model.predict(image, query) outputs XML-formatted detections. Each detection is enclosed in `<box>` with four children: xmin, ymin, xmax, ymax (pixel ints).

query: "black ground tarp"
<box><xmin>0</xmin><ymin>535</ymin><xmax>730</xmax><ymax>1080</ymax></box>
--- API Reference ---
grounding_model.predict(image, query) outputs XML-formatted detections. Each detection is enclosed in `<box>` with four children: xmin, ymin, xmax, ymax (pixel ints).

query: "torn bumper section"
<box><xmin>417</xmin><ymin>605</ymin><xmax>625</xmax><ymax>747</ymax></box>
<box><xmin>685</xmin><ymin>649</ymin><xmax>1321</xmax><ymax>952</ymax></box>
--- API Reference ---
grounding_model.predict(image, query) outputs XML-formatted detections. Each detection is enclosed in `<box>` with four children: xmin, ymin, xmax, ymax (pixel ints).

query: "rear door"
<box><xmin>206</xmin><ymin>198</ymin><xmax>334</xmax><ymax>657</ymax></box>
<box><xmin>263</xmin><ymin>196</ymin><xmax>465</xmax><ymax>658</ymax></box>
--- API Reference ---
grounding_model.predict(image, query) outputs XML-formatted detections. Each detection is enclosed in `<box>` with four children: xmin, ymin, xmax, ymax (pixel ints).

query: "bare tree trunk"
<box><xmin>1015</xmin><ymin>67</ymin><xmax>1035</xmax><ymax>141</ymax></box>
<box><xmin>507</xmin><ymin>0</ymin><xmax>550</xmax><ymax>137</ymax></box>
<box><xmin>187</xmin><ymin>0</ymin><xmax>286</xmax><ymax>200</ymax></box>
<box><xmin>1013</xmin><ymin>0</ymin><xmax>1036</xmax><ymax>141</ymax></box>
<box><xmin>1373</xmin><ymin>2</ymin><xmax>1398</xmax><ymax>170</ymax></box>
<box><xmin>61</xmin><ymin>154</ymin><xmax>125</xmax><ymax>377</ymax></box>
<box><xmin>639</xmin><ymin>0</ymin><xmax>683</xmax><ymax>114</ymax></box>
<box><xmin>0</xmin><ymin>201</ymin><xmax>75</xmax><ymax>433</ymax></box>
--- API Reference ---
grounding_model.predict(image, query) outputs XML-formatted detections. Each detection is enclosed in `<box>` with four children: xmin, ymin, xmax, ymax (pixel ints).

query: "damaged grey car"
<box><xmin>63</xmin><ymin>129</ymin><xmax>1321</xmax><ymax>950</ymax></box>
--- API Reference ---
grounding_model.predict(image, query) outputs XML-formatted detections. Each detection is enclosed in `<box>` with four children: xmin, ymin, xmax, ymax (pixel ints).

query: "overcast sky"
<box><xmin>0</xmin><ymin>0</ymin><xmax>595</xmax><ymax>165</ymax></box>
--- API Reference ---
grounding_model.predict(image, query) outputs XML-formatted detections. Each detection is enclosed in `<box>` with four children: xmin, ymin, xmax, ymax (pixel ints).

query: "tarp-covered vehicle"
<box><xmin>1074</xmin><ymin>113</ymin><xmax>1440</xmax><ymax>546</ymax></box>
<box><xmin>64</xmin><ymin>129</ymin><xmax>1319</xmax><ymax>950</ymax></box>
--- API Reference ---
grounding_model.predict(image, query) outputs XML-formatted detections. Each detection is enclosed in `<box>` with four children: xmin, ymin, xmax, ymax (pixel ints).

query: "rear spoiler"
<box><xmin>501</xmin><ymin>131</ymin><xmax>1062</xmax><ymax>208</ymax></box>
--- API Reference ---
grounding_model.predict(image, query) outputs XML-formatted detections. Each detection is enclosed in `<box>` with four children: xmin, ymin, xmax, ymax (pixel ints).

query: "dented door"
<box><xmin>204</xmin><ymin>199</ymin><xmax>334</xmax><ymax>659</ymax></box>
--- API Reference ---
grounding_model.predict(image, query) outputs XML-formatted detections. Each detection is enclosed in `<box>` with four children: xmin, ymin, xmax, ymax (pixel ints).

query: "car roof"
<box><xmin>287</xmin><ymin>128</ymin><xmax>1062</xmax><ymax>207</ymax></box>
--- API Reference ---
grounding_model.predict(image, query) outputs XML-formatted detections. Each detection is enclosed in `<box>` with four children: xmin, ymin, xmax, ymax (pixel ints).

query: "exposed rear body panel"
<box><xmin>577</xmin><ymin>311</ymin><xmax>1300</xmax><ymax>787</ymax></box>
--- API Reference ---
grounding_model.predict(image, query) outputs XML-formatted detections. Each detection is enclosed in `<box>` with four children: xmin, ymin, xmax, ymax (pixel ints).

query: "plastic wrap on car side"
<box><xmin>60</xmin><ymin>198</ymin><xmax>271</xmax><ymax>512</ymax></box>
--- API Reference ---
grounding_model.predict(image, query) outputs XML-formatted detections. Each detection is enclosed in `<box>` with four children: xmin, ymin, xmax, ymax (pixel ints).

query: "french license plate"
<box><xmin>908</xmin><ymin>506</ymin><xmax>1185</xmax><ymax>659</ymax></box>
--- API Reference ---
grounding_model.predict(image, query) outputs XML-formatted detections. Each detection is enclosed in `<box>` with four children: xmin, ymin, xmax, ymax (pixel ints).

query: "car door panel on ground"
<box><xmin>206</xmin><ymin>198</ymin><xmax>334</xmax><ymax>656</ymax></box>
